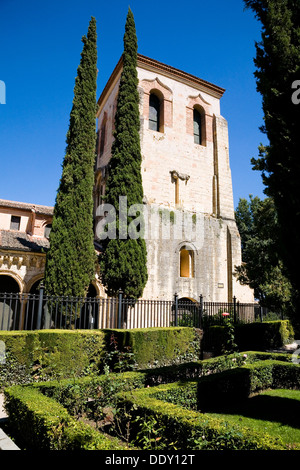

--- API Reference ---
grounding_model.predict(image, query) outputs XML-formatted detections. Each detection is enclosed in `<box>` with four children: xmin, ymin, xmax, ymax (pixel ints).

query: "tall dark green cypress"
<box><xmin>244</xmin><ymin>0</ymin><xmax>300</xmax><ymax>331</ymax></box>
<box><xmin>99</xmin><ymin>8</ymin><xmax>148</xmax><ymax>299</ymax></box>
<box><xmin>44</xmin><ymin>17</ymin><xmax>97</xmax><ymax>298</ymax></box>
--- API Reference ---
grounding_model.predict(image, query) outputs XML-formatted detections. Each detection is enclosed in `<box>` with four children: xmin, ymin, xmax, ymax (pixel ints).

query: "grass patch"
<box><xmin>203</xmin><ymin>389</ymin><xmax>300</xmax><ymax>448</ymax></box>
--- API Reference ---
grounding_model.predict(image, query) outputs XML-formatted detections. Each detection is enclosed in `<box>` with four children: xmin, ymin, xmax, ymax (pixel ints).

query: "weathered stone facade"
<box><xmin>0</xmin><ymin>199</ymin><xmax>53</xmax><ymax>293</ymax></box>
<box><xmin>0</xmin><ymin>199</ymin><xmax>104</xmax><ymax>297</ymax></box>
<box><xmin>95</xmin><ymin>55</ymin><xmax>254</xmax><ymax>302</ymax></box>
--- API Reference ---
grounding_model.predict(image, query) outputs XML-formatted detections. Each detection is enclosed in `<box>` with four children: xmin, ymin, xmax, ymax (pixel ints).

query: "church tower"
<box><xmin>95</xmin><ymin>54</ymin><xmax>254</xmax><ymax>303</ymax></box>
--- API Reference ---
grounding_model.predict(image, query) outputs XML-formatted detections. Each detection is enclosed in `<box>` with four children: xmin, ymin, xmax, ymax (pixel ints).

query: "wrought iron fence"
<box><xmin>0</xmin><ymin>287</ymin><xmax>284</xmax><ymax>332</ymax></box>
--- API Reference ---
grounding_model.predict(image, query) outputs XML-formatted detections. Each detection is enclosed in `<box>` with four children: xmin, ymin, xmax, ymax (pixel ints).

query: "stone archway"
<box><xmin>22</xmin><ymin>279</ymin><xmax>44</xmax><ymax>330</ymax></box>
<box><xmin>177</xmin><ymin>296</ymin><xmax>199</xmax><ymax>327</ymax></box>
<box><xmin>77</xmin><ymin>283</ymin><xmax>99</xmax><ymax>329</ymax></box>
<box><xmin>0</xmin><ymin>275</ymin><xmax>21</xmax><ymax>330</ymax></box>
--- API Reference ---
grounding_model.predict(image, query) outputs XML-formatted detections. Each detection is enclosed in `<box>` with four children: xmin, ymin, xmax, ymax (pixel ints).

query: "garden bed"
<box><xmin>3</xmin><ymin>351</ymin><xmax>299</xmax><ymax>451</ymax></box>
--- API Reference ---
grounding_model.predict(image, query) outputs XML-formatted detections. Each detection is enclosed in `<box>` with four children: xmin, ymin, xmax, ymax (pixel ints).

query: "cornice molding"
<box><xmin>97</xmin><ymin>54</ymin><xmax>225</xmax><ymax>115</ymax></box>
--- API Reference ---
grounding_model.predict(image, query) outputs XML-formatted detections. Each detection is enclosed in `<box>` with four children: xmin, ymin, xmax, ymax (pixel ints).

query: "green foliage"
<box><xmin>243</xmin><ymin>0</ymin><xmax>300</xmax><ymax>329</ymax></box>
<box><xmin>235</xmin><ymin>320</ymin><xmax>294</xmax><ymax>351</ymax></box>
<box><xmin>221</xmin><ymin>315</ymin><xmax>238</xmax><ymax>355</ymax></box>
<box><xmin>102</xmin><ymin>332</ymin><xmax>137</xmax><ymax>372</ymax></box>
<box><xmin>104</xmin><ymin>327</ymin><xmax>201</xmax><ymax>369</ymax></box>
<box><xmin>99</xmin><ymin>9</ymin><xmax>147</xmax><ymax>300</ymax></box>
<box><xmin>206</xmin><ymin>320</ymin><xmax>294</xmax><ymax>355</ymax></box>
<box><xmin>115</xmin><ymin>380</ymin><xmax>289</xmax><ymax>450</ymax></box>
<box><xmin>44</xmin><ymin>17</ymin><xmax>98</xmax><ymax>298</ymax></box>
<box><xmin>197</xmin><ymin>360</ymin><xmax>300</xmax><ymax>410</ymax></box>
<box><xmin>0</xmin><ymin>330</ymin><xmax>105</xmax><ymax>388</ymax></box>
<box><xmin>235</xmin><ymin>195</ymin><xmax>292</xmax><ymax>312</ymax></box>
<box><xmin>4</xmin><ymin>350</ymin><xmax>299</xmax><ymax>450</ymax></box>
<box><xmin>4</xmin><ymin>385</ymin><xmax>128</xmax><ymax>450</ymax></box>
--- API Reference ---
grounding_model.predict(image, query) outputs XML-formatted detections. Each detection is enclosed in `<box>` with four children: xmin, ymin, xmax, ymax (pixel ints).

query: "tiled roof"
<box><xmin>0</xmin><ymin>230</ymin><xmax>50</xmax><ymax>253</ymax></box>
<box><xmin>0</xmin><ymin>199</ymin><xmax>53</xmax><ymax>216</ymax></box>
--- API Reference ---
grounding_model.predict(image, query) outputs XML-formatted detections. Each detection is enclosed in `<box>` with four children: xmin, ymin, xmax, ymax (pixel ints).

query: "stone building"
<box><xmin>95</xmin><ymin>54</ymin><xmax>254</xmax><ymax>303</ymax></box>
<box><xmin>0</xmin><ymin>55</ymin><xmax>254</xmax><ymax>306</ymax></box>
<box><xmin>0</xmin><ymin>199</ymin><xmax>53</xmax><ymax>294</ymax></box>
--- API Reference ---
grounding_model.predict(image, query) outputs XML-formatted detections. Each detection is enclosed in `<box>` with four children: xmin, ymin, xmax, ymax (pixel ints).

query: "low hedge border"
<box><xmin>0</xmin><ymin>327</ymin><xmax>202</xmax><ymax>389</ymax></box>
<box><xmin>114</xmin><ymin>384</ymin><xmax>288</xmax><ymax>450</ymax></box>
<box><xmin>3</xmin><ymin>385</ymin><xmax>130</xmax><ymax>450</ymax></box>
<box><xmin>0</xmin><ymin>330</ymin><xmax>106</xmax><ymax>388</ymax></box>
<box><xmin>206</xmin><ymin>320</ymin><xmax>294</xmax><ymax>355</ymax></box>
<box><xmin>197</xmin><ymin>360</ymin><xmax>300</xmax><ymax>408</ymax></box>
<box><xmin>114</xmin><ymin>360</ymin><xmax>300</xmax><ymax>450</ymax></box>
<box><xmin>3</xmin><ymin>353</ymin><xmax>297</xmax><ymax>451</ymax></box>
<box><xmin>29</xmin><ymin>350</ymin><xmax>294</xmax><ymax>412</ymax></box>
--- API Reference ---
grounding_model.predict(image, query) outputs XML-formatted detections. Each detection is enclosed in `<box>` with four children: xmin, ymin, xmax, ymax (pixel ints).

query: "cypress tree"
<box><xmin>244</xmin><ymin>0</ymin><xmax>300</xmax><ymax>331</ymax></box>
<box><xmin>99</xmin><ymin>8</ymin><xmax>148</xmax><ymax>299</ymax></box>
<box><xmin>44</xmin><ymin>17</ymin><xmax>98</xmax><ymax>298</ymax></box>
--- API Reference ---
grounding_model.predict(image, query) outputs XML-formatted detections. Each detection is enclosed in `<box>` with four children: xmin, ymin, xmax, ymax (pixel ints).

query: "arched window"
<box><xmin>44</xmin><ymin>224</ymin><xmax>52</xmax><ymax>239</ymax></box>
<box><xmin>99</xmin><ymin>115</ymin><xmax>107</xmax><ymax>156</ymax></box>
<box><xmin>149</xmin><ymin>93</ymin><xmax>160</xmax><ymax>131</ymax></box>
<box><xmin>193</xmin><ymin>108</ymin><xmax>202</xmax><ymax>144</ymax></box>
<box><xmin>180</xmin><ymin>247</ymin><xmax>194</xmax><ymax>278</ymax></box>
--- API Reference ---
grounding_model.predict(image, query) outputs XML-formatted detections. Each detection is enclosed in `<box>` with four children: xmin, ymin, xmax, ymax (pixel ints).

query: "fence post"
<box><xmin>174</xmin><ymin>292</ymin><xmax>178</xmax><ymax>326</ymax></box>
<box><xmin>36</xmin><ymin>283</ymin><xmax>45</xmax><ymax>330</ymax></box>
<box><xmin>199</xmin><ymin>294</ymin><xmax>203</xmax><ymax>329</ymax></box>
<box><xmin>259</xmin><ymin>306</ymin><xmax>263</xmax><ymax>322</ymax></box>
<box><xmin>118</xmin><ymin>289</ymin><xmax>123</xmax><ymax>329</ymax></box>
<box><xmin>233</xmin><ymin>296</ymin><xmax>237</xmax><ymax>324</ymax></box>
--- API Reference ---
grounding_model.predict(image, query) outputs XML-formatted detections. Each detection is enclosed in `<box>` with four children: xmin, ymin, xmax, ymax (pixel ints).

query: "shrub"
<box><xmin>197</xmin><ymin>360</ymin><xmax>300</xmax><ymax>410</ymax></box>
<box><xmin>103</xmin><ymin>327</ymin><xmax>201</xmax><ymax>369</ymax></box>
<box><xmin>0</xmin><ymin>330</ymin><xmax>105</xmax><ymax>388</ymax></box>
<box><xmin>4</xmin><ymin>385</ymin><xmax>129</xmax><ymax>450</ymax></box>
<box><xmin>114</xmin><ymin>385</ymin><xmax>287</xmax><ymax>450</ymax></box>
<box><xmin>205</xmin><ymin>320</ymin><xmax>294</xmax><ymax>355</ymax></box>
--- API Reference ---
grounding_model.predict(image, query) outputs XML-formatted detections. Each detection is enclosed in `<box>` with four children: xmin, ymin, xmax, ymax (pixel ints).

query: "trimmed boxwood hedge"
<box><xmin>114</xmin><ymin>360</ymin><xmax>300</xmax><ymax>450</ymax></box>
<box><xmin>0</xmin><ymin>327</ymin><xmax>202</xmax><ymax>389</ymax></box>
<box><xmin>103</xmin><ymin>327</ymin><xmax>202</xmax><ymax>369</ymax></box>
<box><xmin>4</xmin><ymin>385</ymin><xmax>130</xmax><ymax>450</ymax></box>
<box><xmin>197</xmin><ymin>360</ymin><xmax>300</xmax><ymax>409</ymax></box>
<box><xmin>3</xmin><ymin>353</ymin><xmax>298</xmax><ymax>451</ymax></box>
<box><xmin>114</xmin><ymin>384</ymin><xmax>289</xmax><ymax>450</ymax></box>
<box><xmin>206</xmin><ymin>320</ymin><xmax>294</xmax><ymax>355</ymax></box>
<box><xmin>0</xmin><ymin>330</ymin><xmax>106</xmax><ymax>388</ymax></box>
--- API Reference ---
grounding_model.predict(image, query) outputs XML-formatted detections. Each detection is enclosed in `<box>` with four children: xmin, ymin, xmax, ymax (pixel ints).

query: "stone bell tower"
<box><xmin>95</xmin><ymin>54</ymin><xmax>254</xmax><ymax>303</ymax></box>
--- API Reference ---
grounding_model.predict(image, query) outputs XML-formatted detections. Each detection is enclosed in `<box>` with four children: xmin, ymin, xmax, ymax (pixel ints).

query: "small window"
<box><xmin>44</xmin><ymin>224</ymin><xmax>52</xmax><ymax>239</ymax></box>
<box><xmin>10</xmin><ymin>215</ymin><xmax>21</xmax><ymax>231</ymax></box>
<box><xmin>100</xmin><ymin>123</ymin><xmax>106</xmax><ymax>156</ymax></box>
<box><xmin>149</xmin><ymin>93</ymin><xmax>160</xmax><ymax>131</ymax></box>
<box><xmin>193</xmin><ymin>108</ymin><xmax>202</xmax><ymax>144</ymax></box>
<box><xmin>180</xmin><ymin>248</ymin><xmax>194</xmax><ymax>278</ymax></box>
<box><xmin>99</xmin><ymin>115</ymin><xmax>107</xmax><ymax>156</ymax></box>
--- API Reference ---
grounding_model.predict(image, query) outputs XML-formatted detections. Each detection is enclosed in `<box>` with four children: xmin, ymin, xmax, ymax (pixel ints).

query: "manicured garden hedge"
<box><xmin>114</xmin><ymin>360</ymin><xmax>300</xmax><ymax>450</ymax></box>
<box><xmin>197</xmin><ymin>360</ymin><xmax>300</xmax><ymax>409</ymax></box>
<box><xmin>4</xmin><ymin>385</ymin><xmax>129</xmax><ymax>450</ymax></box>
<box><xmin>205</xmin><ymin>320</ymin><xmax>294</xmax><ymax>355</ymax></box>
<box><xmin>103</xmin><ymin>327</ymin><xmax>202</xmax><ymax>369</ymax></box>
<box><xmin>115</xmin><ymin>382</ymin><xmax>289</xmax><ymax>450</ymax></box>
<box><xmin>0</xmin><ymin>330</ymin><xmax>105</xmax><ymax>388</ymax></box>
<box><xmin>3</xmin><ymin>352</ymin><xmax>297</xmax><ymax>450</ymax></box>
<box><xmin>0</xmin><ymin>327</ymin><xmax>203</xmax><ymax>389</ymax></box>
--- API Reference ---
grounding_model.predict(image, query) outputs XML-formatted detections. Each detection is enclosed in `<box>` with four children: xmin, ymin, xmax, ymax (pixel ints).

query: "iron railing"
<box><xmin>0</xmin><ymin>287</ymin><xmax>285</xmax><ymax>331</ymax></box>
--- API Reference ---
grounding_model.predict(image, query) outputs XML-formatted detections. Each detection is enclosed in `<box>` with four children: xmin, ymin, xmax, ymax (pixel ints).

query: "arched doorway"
<box><xmin>23</xmin><ymin>279</ymin><xmax>44</xmax><ymax>330</ymax></box>
<box><xmin>177</xmin><ymin>296</ymin><xmax>199</xmax><ymax>327</ymax></box>
<box><xmin>78</xmin><ymin>284</ymin><xmax>99</xmax><ymax>329</ymax></box>
<box><xmin>0</xmin><ymin>275</ymin><xmax>21</xmax><ymax>330</ymax></box>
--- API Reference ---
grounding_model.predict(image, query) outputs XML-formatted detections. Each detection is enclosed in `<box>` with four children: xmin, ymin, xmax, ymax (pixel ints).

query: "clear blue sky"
<box><xmin>0</xmin><ymin>0</ymin><xmax>268</xmax><ymax>209</ymax></box>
